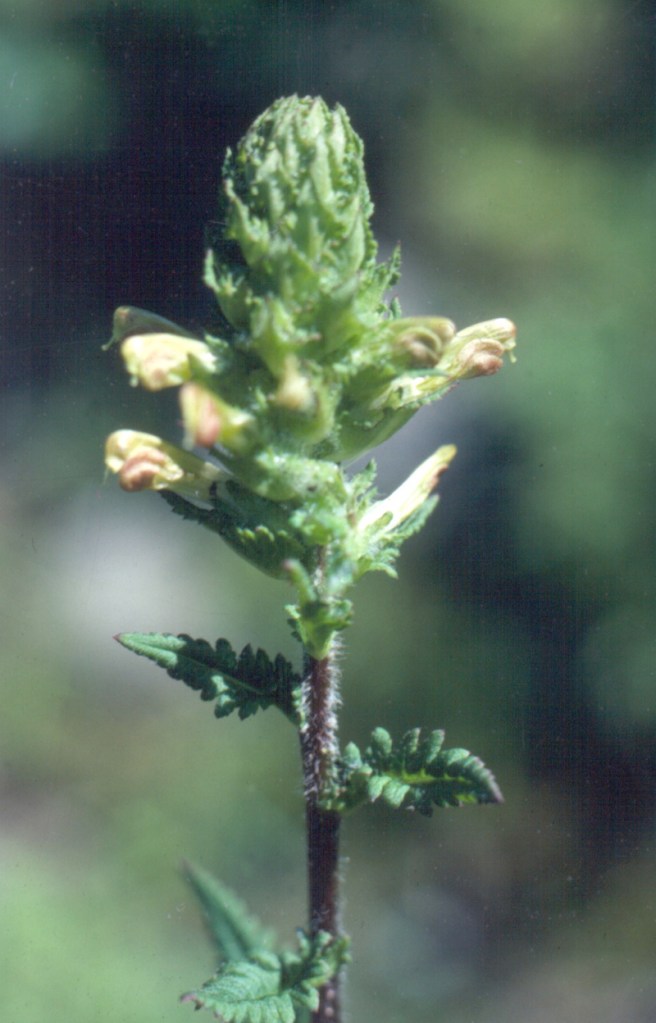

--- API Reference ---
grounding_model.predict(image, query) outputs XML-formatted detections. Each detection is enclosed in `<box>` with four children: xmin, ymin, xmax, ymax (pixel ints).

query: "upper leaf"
<box><xmin>159</xmin><ymin>485</ymin><xmax>310</xmax><ymax>579</ymax></box>
<box><xmin>331</xmin><ymin>727</ymin><xmax>503</xmax><ymax>815</ymax></box>
<box><xmin>115</xmin><ymin>632</ymin><xmax>302</xmax><ymax>724</ymax></box>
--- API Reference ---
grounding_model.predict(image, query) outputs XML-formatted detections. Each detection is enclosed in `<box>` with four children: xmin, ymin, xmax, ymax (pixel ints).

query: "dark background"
<box><xmin>2</xmin><ymin>2</ymin><xmax>655</xmax><ymax>1021</ymax></box>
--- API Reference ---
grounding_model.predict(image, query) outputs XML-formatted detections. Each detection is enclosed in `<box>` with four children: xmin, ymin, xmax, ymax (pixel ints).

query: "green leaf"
<box><xmin>284</xmin><ymin>559</ymin><xmax>353</xmax><ymax>659</ymax></box>
<box><xmin>285</xmin><ymin>597</ymin><xmax>353</xmax><ymax>661</ymax></box>
<box><xmin>182</xmin><ymin>953</ymin><xmax>296</xmax><ymax>1023</ymax></box>
<box><xmin>332</xmin><ymin>727</ymin><xmax>503</xmax><ymax>815</ymax></box>
<box><xmin>181</xmin><ymin>931</ymin><xmax>350</xmax><ymax>1023</ymax></box>
<box><xmin>159</xmin><ymin>488</ymin><xmax>308</xmax><ymax>579</ymax></box>
<box><xmin>115</xmin><ymin>633</ymin><xmax>302</xmax><ymax>724</ymax></box>
<box><xmin>182</xmin><ymin>862</ymin><xmax>274</xmax><ymax>964</ymax></box>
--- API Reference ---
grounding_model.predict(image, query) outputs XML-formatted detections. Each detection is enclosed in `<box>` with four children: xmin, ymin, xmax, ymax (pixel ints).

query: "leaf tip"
<box><xmin>487</xmin><ymin>777</ymin><xmax>505</xmax><ymax>805</ymax></box>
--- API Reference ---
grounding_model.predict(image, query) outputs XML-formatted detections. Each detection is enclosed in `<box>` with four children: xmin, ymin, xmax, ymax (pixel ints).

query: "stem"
<box><xmin>300</xmin><ymin>646</ymin><xmax>343</xmax><ymax>1023</ymax></box>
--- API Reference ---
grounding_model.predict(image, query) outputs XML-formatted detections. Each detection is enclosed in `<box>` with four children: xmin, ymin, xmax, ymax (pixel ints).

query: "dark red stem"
<box><xmin>300</xmin><ymin>649</ymin><xmax>342</xmax><ymax>1023</ymax></box>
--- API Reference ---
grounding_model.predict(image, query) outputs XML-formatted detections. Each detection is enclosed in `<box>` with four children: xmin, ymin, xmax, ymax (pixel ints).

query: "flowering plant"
<box><xmin>105</xmin><ymin>96</ymin><xmax>515</xmax><ymax>1023</ymax></box>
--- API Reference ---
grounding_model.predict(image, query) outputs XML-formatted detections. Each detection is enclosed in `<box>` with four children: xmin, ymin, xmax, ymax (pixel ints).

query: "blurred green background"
<box><xmin>2</xmin><ymin>1</ymin><xmax>655</xmax><ymax>1021</ymax></box>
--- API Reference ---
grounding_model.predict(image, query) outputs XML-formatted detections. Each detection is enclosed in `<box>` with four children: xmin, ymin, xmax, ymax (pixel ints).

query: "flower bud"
<box><xmin>179</xmin><ymin>383</ymin><xmax>254</xmax><ymax>453</ymax></box>
<box><xmin>360</xmin><ymin>445</ymin><xmax>457</xmax><ymax>532</ymax></box>
<box><xmin>444</xmin><ymin>318</ymin><xmax>516</xmax><ymax>380</ymax></box>
<box><xmin>105</xmin><ymin>430</ymin><xmax>224</xmax><ymax>500</ymax></box>
<box><xmin>121</xmin><ymin>333</ymin><xmax>217</xmax><ymax>390</ymax></box>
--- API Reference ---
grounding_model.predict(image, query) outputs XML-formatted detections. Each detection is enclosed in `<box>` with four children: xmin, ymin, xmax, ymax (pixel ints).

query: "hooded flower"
<box><xmin>105</xmin><ymin>430</ymin><xmax>225</xmax><ymax>501</ymax></box>
<box><xmin>359</xmin><ymin>445</ymin><xmax>457</xmax><ymax>533</ymax></box>
<box><xmin>371</xmin><ymin>317</ymin><xmax>517</xmax><ymax>413</ymax></box>
<box><xmin>121</xmin><ymin>333</ymin><xmax>217</xmax><ymax>391</ymax></box>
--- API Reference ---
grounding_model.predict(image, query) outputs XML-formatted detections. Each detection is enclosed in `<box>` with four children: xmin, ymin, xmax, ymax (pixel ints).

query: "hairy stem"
<box><xmin>300</xmin><ymin>645</ymin><xmax>342</xmax><ymax>1023</ymax></box>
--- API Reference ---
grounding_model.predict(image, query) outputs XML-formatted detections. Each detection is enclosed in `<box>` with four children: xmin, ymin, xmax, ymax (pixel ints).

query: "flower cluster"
<box><xmin>105</xmin><ymin>97</ymin><xmax>515</xmax><ymax>642</ymax></box>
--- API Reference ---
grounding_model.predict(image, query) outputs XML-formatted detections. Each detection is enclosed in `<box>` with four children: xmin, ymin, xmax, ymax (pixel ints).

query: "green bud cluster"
<box><xmin>207</xmin><ymin>96</ymin><xmax>388</xmax><ymax>362</ymax></box>
<box><xmin>203</xmin><ymin>96</ymin><xmax>404</xmax><ymax>480</ymax></box>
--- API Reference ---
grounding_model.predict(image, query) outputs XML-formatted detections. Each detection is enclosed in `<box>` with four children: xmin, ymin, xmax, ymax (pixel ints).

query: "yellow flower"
<box><xmin>444</xmin><ymin>318</ymin><xmax>517</xmax><ymax>380</ymax></box>
<box><xmin>121</xmin><ymin>333</ymin><xmax>217</xmax><ymax>391</ymax></box>
<box><xmin>105</xmin><ymin>430</ymin><xmax>224</xmax><ymax>500</ymax></box>
<box><xmin>373</xmin><ymin>318</ymin><xmax>516</xmax><ymax>411</ymax></box>
<box><xmin>359</xmin><ymin>445</ymin><xmax>457</xmax><ymax>532</ymax></box>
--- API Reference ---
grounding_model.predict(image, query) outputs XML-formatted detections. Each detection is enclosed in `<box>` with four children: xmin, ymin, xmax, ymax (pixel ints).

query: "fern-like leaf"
<box><xmin>159</xmin><ymin>489</ymin><xmax>307</xmax><ymax>579</ymax></box>
<box><xmin>116</xmin><ymin>632</ymin><xmax>302</xmax><ymax>724</ymax></box>
<box><xmin>182</xmin><ymin>862</ymin><xmax>274</xmax><ymax>964</ymax></box>
<box><xmin>182</xmin><ymin>953</ymin><xmax>295</xmax><ymax>1023</ymax></box>
<box><xmin>181</xmin><ymin>931</ymin><xmax>350</xmax><ymax>1023</ymax></box>
<box><xmin>333</xmin><ymin>727</ymin><xmax>503</xmax><ymax>815</ymax></box>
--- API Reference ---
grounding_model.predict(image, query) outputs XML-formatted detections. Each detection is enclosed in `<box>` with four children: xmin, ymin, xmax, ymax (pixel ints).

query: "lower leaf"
<box><xmin>181</xmin><ymin>953</ymin><xmax>298</xmax><ymax>1023</ymax></box>
<box><xmin>181</xmin><ymin>931</ymin><xmax>350</xmax><ymax>1023</ymax></box>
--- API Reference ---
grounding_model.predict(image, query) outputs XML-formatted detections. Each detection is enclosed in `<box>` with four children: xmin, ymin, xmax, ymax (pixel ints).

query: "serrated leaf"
<box><xmin>333</xmin><ymin>727</ymin><xmax>503</xmax><ymax>815</ymax></box>
<box><xmin>159</xmin><ymin>489</ymin><xmax>307</xmax><ymax>579</ymax></box>
<box><xmin>116</xmin><ymin>632</ymin><xmax>302</xmax><ymax>724</ymax></box>
<box><xmin>181</xmin><ymin>931</ymin><xmax>350</xmax><ymax>1023</ymax></box>
<box><xmin>182</xmin><ymin>862</ymin><xmax>274</xmax><ymax>964</ymax></box>
<box><xmin>182</xmin><ymin>954</ymin><xmax>296</xmax><ymax>1023</ymax></box>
